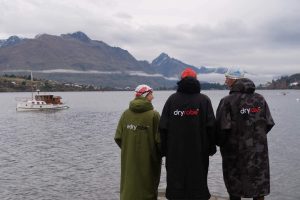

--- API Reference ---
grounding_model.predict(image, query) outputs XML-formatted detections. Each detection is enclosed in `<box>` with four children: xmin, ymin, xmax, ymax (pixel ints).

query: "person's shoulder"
<box><xmin>253</xmin><ymin>92</ymin><xmax>267</xmax><ymax>102</ymax></box>
<box><xmin>169</xmin><ymin>92</ymin><xmax>178</xmax><ymax>98</ymax></box>
<box><xmin>254</xmin><ymin>92</ymin><xmax>264</xmax><ymax>98</ymax></box>
<box><xmin>118</xmin><ymin>109</ymin><xmax>130</xmax><ymax>122</ymax></box>
<box><xmin>153</xmin><ymin>109</ymin><xmax>160</xmax><ymax>116</ymax></box>
<box><xmin>122</xmin><ymin>108</ymin><xmax>131</xmax><ymax>116</ymax></box>
<box><xmin>221</xmin><ymin>93</ymin><xmax>232</xmax><ymax>101</ymax></box>
<box><xmin>152</xmin><ymin>110</ymin><xmax>160</xmax><ymax>120</ymax></box>
<box><xmin>196</xmin><ymin>93</ymin><xmax>212</xmax><ymax>104</ymax></box>
<box><xmin>216</xmin><ymin>94</ymin><xmax>232</xmax><ymax>107</ymax></box>
<box><xmin>199</xmin><ymin>93</ymin><xmax>211</xmax><ymax>100</ymax></box>
<box><xmin>165</xmin><ymin>92</ymin><xmax>178</xmax><ymax>102</ymax></box>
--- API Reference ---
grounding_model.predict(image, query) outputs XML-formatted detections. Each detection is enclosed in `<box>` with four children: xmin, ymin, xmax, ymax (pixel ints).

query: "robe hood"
<box><xmin>129</xmin><ymin>97</ymin><xmax>153</xmax><ymax>113</ymax></box>
<box><xmin>230</xmin><ymin>78</ymin><xmax>256</xmax><ymax>94</ymax></box>
<box><xmin>177</xmin><ymin>77</ymin><xmax>201</xmax><ymax>94</ymax></box>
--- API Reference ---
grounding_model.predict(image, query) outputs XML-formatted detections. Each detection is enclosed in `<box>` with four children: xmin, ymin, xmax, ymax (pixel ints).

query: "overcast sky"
<box><xmin>0</xmin><ymin>0</ymin><xmax>299</xmax><ymax>76</ymax></box>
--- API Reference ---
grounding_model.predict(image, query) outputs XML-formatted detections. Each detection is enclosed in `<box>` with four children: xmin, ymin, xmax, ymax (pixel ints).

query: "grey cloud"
<box><xmin>264</xmin><ymin>16</ymin><xmax>300</xmax><ymax>48</ymax></box>
<box><xmin>0</xmin><ymin>0</ymin><xmax>299</xmax><ymax>75</ymax></box>
<box><xmin>111</xmin><ymin>16</ymin><xmax>300</xmax><ymax>74</ymax></box>
<box><xmin>114</xmin><ymin>12</ymin><xmax>133</xmax><ymax>20</ymax></box>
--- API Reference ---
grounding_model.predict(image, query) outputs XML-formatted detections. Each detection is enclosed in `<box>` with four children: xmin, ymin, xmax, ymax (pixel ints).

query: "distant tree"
<box><xmin>201</xmin><ymin>83</ymin><xmax>226</xmax><ymax>90</ymax></box>
<box><xmin>88</xmin><ymin>85</ymin><xmax>94</xmax><ymax>90</ymax></box>
<box><xmin>43</xmin><ymin>81</ymin><xmax>53</xmax><ymax>90</ymax></box>
<box><xmin>26</xmin><ymin>75</ymin><xmax>31</xmax><ymax>80</ymax></box>
<box><xmin>157</xmin><ymin>86</ymin><xmax>168</xmax><ymax>90</ymax></box>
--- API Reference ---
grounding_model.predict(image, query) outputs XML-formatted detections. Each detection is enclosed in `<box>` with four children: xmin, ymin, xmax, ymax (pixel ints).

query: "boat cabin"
<box><xmin>35</xmin><ymin>95</ymin><xmax>63</xmax><ymax>104</ymax></box>
<box><xmin>28</xmin><ymin>100</ymin><xmax>47</xmax><ymax>105</ymax></box>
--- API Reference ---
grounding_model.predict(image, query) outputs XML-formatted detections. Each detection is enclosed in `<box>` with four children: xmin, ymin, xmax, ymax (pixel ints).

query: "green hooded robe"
<box><xmin>115</xmin><ymin>97</ymin><xmax>161</xmax><ymax>200</ymax></box>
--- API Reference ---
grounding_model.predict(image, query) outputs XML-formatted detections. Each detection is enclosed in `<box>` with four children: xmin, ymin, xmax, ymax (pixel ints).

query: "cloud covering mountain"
<box><xmin>0</xmin><ymin>0</ymin><xmax>299</xmax><ymax>76</ymax></box>
<box><xmin>0</xmin><ymin>31</ymin><xmax>287</xmax><ymax>87</ymax></box>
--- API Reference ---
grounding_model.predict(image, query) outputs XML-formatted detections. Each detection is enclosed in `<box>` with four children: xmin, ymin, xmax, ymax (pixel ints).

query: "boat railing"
<box><xmin>15</xmin><ymin>97</ymin><xmax>33</xmax><ymax>102</ymax></box>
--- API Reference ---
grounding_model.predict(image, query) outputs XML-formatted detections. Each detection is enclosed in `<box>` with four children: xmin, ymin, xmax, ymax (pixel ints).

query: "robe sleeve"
<box><xmin>153</xmin><ymin>111</ymin><xmax>161</xmax><ymax>154</ymax></box>
<box><xmin>206</xmin><ymin>98</ymin><xmax>216</xmax><ymax>156</ymax></box>
<box><xmin>216</xmin><ymin>98</ymin><xmax>232</xmax><ymax>146</ymax></box>
<box><xmin>159</xmin><ymin>98</ymin><xmax>170</xmax><ymax>157</ymax></box>
<box><xmin>114</xmin><ymin>113</ymin><xmax>124</xmax><ymax>148</ymax></box>
<box><xmin>216</xmin><ymin>98</ymin><xmax>232</xmax><ymax>130</ymax></box>
<box><xmin>265</xmin><ymin>101</ymin><xmax>275</xmax><ymax>133</ymax></box>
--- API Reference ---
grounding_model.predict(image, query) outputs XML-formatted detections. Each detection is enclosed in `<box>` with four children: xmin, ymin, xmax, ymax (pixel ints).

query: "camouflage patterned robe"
<box><xmin>216</xmin><ymin>78</ymin><xmax>275</xmax><ymax>198</ymax></box>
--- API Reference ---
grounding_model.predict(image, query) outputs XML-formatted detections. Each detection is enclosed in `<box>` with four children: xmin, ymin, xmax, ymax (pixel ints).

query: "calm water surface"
<box><xmin>0</xmin><ymin>90</ymin><xmax>299</xmax><ymax>200</ymax></box>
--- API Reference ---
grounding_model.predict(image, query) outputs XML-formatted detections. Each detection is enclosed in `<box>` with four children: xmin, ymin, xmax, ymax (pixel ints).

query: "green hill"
<box><xmin>0</xmin><ymin>74</ymin><xmax>101</xmax><ymax>92</ymax></box>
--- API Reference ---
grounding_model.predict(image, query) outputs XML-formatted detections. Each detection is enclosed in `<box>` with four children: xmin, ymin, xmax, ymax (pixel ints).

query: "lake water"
<box><xmin>0</xmin><ymin>90</ymin><xmax>299</xmax><ymax>200</ymax></box>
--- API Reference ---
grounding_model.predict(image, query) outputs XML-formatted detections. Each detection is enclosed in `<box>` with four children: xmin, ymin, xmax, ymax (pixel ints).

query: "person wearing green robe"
<box><xmin>115</xmin><ymin>84</ymin><xmax>161</xmax><ymax>200</ymax></box>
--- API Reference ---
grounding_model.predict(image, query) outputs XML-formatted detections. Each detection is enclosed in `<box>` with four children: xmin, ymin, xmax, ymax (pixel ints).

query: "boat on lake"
<box><xmin>16</xmin><ymin>93</ymin><xmax>69</xmax><ymax>111</ymax></box>
<box><xmin>16</xmin><ymin>72</ymin><xmax>69</xmax><ymax>111</ymax></box>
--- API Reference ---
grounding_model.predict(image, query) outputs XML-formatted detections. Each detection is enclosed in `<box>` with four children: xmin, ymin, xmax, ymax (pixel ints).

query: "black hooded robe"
<box><xmin>159</xmin><ymin>77</ymin><xmax>216</xmax><ymax>200</ymax></box>
<box><xmin>216</xmin><ymin>78</ymin><xmax>275</xmax><ymax>198</ymax></box>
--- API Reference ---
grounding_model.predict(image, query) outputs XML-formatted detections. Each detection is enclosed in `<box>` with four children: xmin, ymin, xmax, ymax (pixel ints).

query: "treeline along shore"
<box><xmin>0</xmin><ymin>74</ymin><xmax>108</xmax><ymax>92</ymax></box>
<box><xmin>0</xmin><ymin>74</ymin><xmax>225</xmax><ymax>92</ymax></box>
<box><xmin>0</xmin><ymin>73</ymin><xmax>299</xmax><ymax>92</ymax></box>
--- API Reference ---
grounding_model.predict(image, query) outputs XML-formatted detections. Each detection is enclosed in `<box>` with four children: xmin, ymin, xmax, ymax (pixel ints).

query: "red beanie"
<box><xmin>181</xmin><ymin>68</ymin><xmax>197</xmax><ymax>79</ymax></box>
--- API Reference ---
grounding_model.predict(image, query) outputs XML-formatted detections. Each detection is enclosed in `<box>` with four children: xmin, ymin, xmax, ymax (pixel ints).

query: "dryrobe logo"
<box><xmin>126</xmin><ymin>124</ymin><xmax>149</xmax><ymax>131</ymax></box>
<box><xmin>173</xmin><ymin>108</ymin><xmax>200</xmax><ymax>117</ymax></box>
<box><xmin>127</xmin><ymin>124</ymin><xmax>137</xmax><ymax>131</ymax></box>
<box><xmin>240</xmin><ymin>107</ymin><xmax>261</xmax><ymax>115</ymax></box>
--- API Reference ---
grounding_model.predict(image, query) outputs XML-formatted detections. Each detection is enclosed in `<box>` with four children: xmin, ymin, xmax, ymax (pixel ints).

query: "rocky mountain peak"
<box><xmin>151</xmin><ymin>52</ymin><xmax>171</xmax><ymax>66</ymax></box>
<box><xmin>67</xmin><ymin>31</ymin><xmax>91</xmax><ymax>43</ymax></box>
<box><xmin>0</xmin><ymin>35</ymin><xmax>23</xmax><ymax>48</ymax></box>
<box><xmin>0</xmin><ymin>31</ymin><xmax>233</xmax><ymax>88</ymax></box>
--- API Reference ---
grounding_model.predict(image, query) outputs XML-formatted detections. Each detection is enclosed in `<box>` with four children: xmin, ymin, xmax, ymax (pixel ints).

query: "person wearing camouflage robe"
<box><xmin>216</xmin><ymin>69</ymin><xmax>275</xmax><ymax>200</ymax></box>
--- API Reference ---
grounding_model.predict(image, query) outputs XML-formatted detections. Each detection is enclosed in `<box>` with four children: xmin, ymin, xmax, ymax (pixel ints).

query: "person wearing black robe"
<box><xmin>159</xmin><ymin>68</ymin><xmax>216</xmax><ymax>200</ymax></box>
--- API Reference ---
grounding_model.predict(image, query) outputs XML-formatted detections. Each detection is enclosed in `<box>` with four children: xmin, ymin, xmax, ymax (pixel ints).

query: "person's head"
<box><xmin>134</xmin><ymin>84</ymin><xmax>154</xmax><ymax>102</ymax></box>
<box><xmin>181</xmin><ymin>68</ymin><xmax>197</xmax><ymax>80</ymax></box>
<box><xmin>224</xmin><ymin>68</ymin><xmax>245</xmax><ymax>88</ymax></box>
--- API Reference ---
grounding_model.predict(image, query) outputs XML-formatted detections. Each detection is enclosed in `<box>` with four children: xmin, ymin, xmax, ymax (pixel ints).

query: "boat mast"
<box><xmin>31</xmin><ymin>72</ymin><xmax>33</xmax><ymax>100</ymax></box>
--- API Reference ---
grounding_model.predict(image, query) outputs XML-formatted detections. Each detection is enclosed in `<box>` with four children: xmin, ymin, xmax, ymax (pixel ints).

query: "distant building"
<box><xmin>124</xmin><ymin>86</ymin><xmax>131</xmax><ymax>90</ymax></box>
<box><xmin>289</xmin><ymin>82</ymin><xmax>299</xmax><ymax>86</ymax></box>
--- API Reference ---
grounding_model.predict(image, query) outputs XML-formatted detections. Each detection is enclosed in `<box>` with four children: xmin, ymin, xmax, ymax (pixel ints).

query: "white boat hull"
<box><xmin>16</xmin><ymin>102</ymin><xmax>69</xmax><ymax>111</ymax></box>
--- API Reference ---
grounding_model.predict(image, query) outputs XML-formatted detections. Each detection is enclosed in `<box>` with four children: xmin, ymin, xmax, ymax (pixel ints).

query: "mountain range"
<box><xmin>0</xmin><ymin>31</ymin><xmax>228</xmax><ymax>89</ymax></box>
